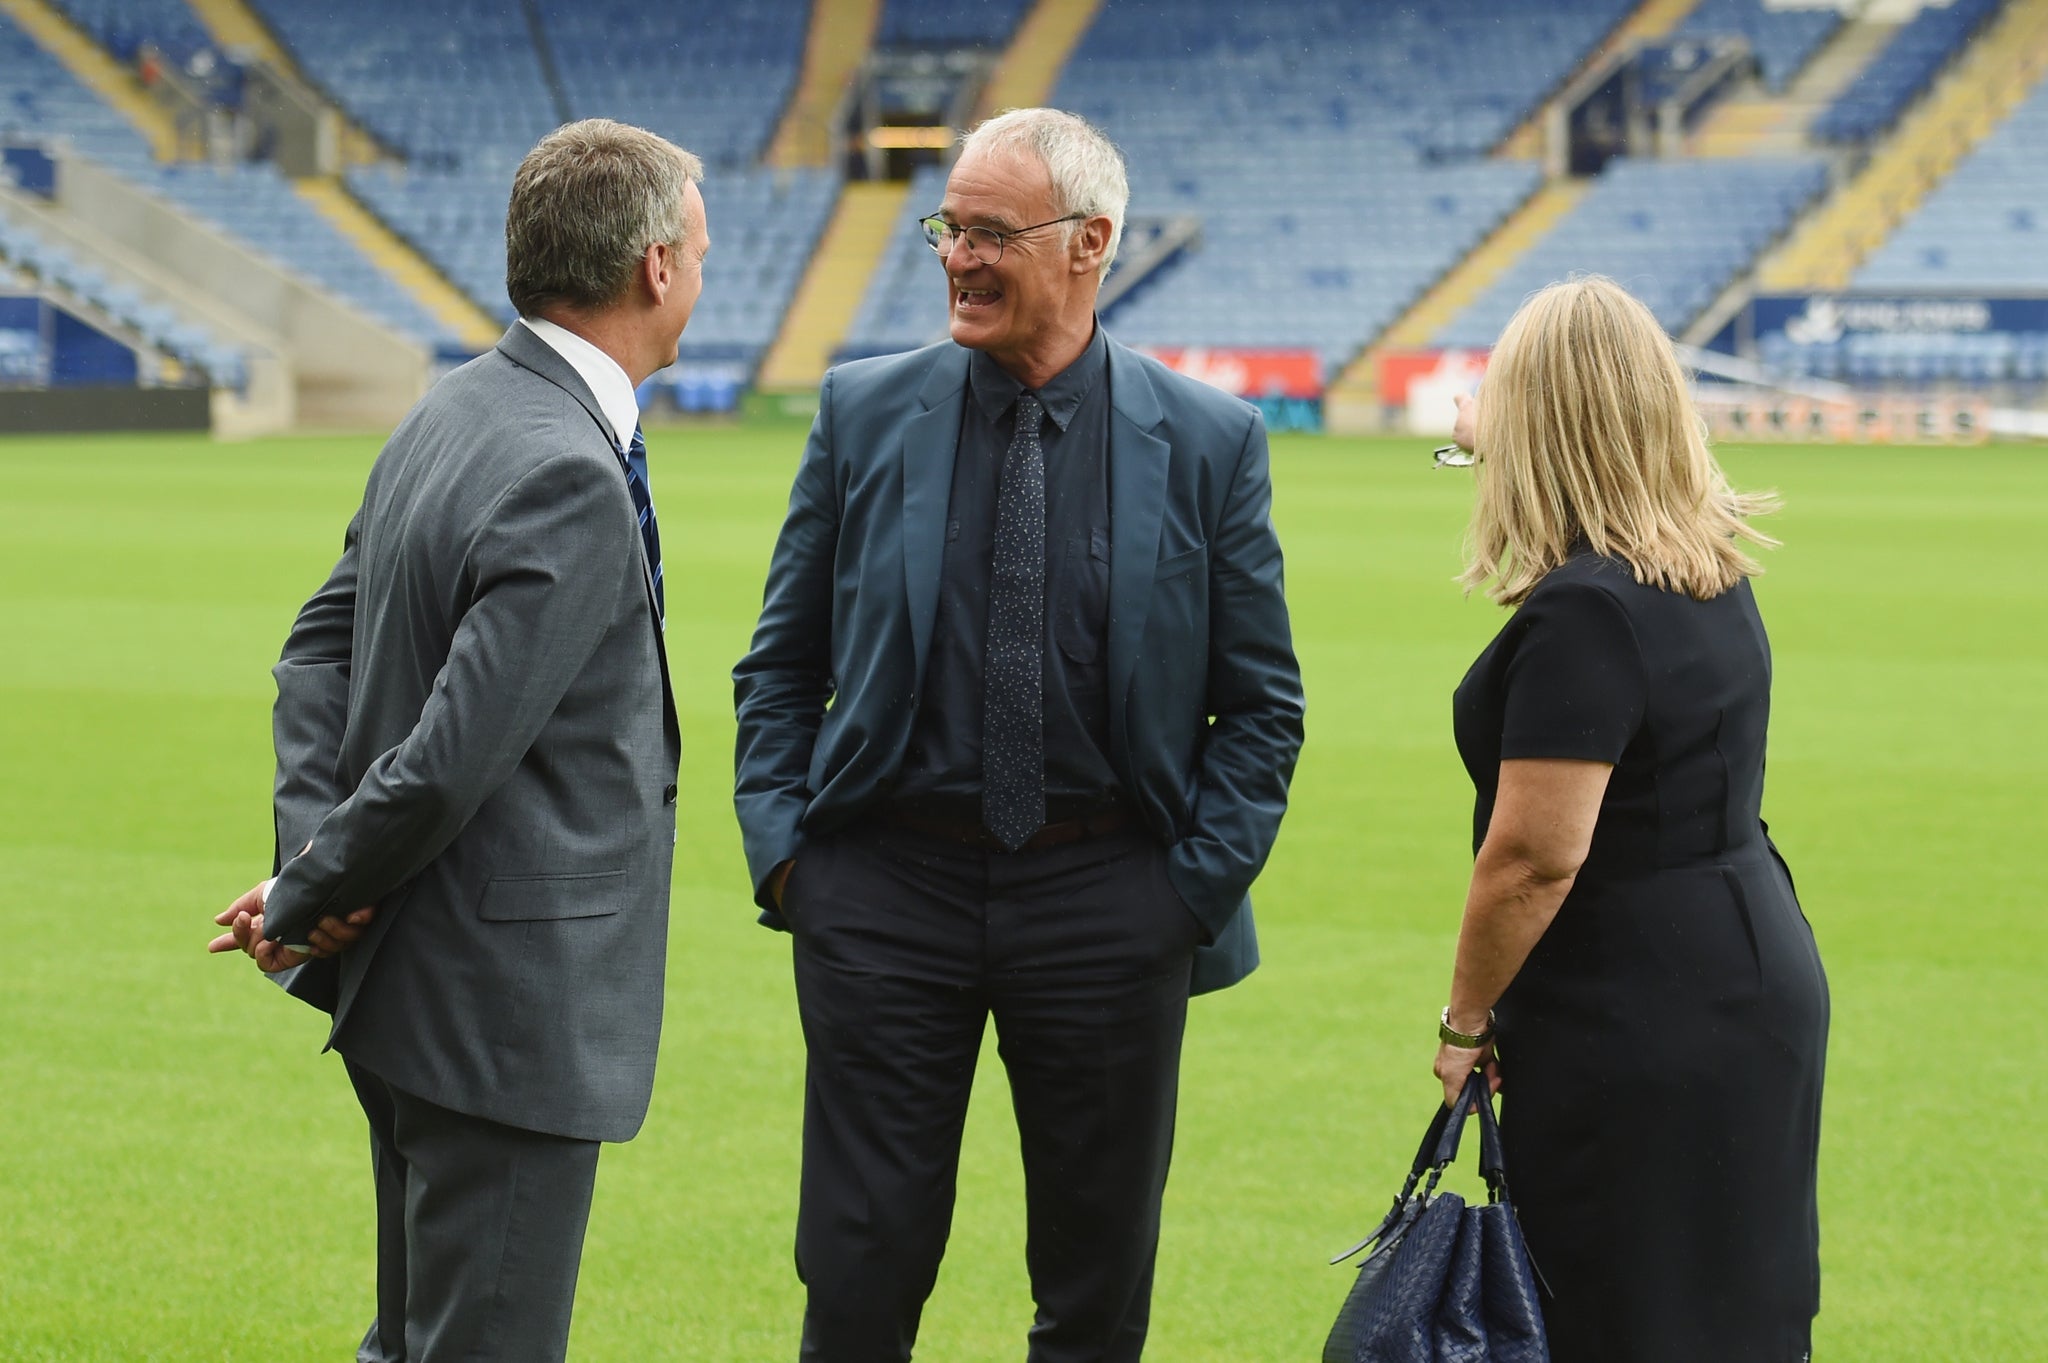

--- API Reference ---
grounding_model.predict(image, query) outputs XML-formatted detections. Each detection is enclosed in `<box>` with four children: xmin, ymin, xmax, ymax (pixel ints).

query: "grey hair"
<box><xmin>959</xmin><ymin>108</ymin><xmax>1128</xmax><ymax>281</ymax></box>
<box><xmin>506</xmin><ymin>118</ymin><xmax>704</xmax><ymax>317</ymax></box>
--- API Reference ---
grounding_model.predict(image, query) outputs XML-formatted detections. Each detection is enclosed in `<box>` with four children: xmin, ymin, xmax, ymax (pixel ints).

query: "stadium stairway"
<box><xmin>1498</xmin><ymin>0</ymin><xmax>1703</xmax><ymax>158</ymax></box>
<box><xmin>1324</xmin><ymin>178</ymin><xmax>1588</xmax><ymax>428</ymax></box>
<box><xmin>757</xmin><ymin>179</ymin><xmax>910</xmax><ymax>392</ymax></box>
<box><xmin>0</xmin><ymin>0</ymin><xmax>176</xmax><ymax>159</ymax></box>
<box><xmin>1761</xmin><ymin>0</ymin><xmax>2048</xmax><ymax>290</ymax></box>
<box><xmin>291</xmin><ymin>177</ymin><xmax>500</xmax><ymax>350</ymax></box>
<box><xmin>974</xmin><ymin>0</ymin><xmax>1103</xmax><ymax>122</ymax></box>
<box><xmin>182</xmin><ymin>0</ymin><xmax>380</xmax><ymax>163</ymax></box>
<box><xmin>767</xmin><ymin>0</ymin><xmax>882</xmax><ymax>169</ymax></box>
<box><xmin>1688</xmin><ymin>7</ymin><xmax>1902</xmax><ymax>157</ymax></box>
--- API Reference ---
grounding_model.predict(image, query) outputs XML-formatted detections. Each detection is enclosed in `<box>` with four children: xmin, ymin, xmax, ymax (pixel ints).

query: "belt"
<box><xmin>877</xmin><ymin>802</ymin><xmax>1133</xmax><ymax>851</ymax></box>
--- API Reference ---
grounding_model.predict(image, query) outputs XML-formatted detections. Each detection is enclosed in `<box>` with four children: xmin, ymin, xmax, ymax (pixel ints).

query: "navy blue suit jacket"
<box><xmin>733</xmin><ymin>335</ymin><xmax>1304</xmax><ymax>994</ymax></box>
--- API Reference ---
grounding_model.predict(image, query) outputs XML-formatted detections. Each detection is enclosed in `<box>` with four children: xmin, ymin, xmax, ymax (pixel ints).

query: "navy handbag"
<box><xmin>1322</xmin><ymin>1072</ymin><xmax>1548</xmax><ymax>1363</ymax></box>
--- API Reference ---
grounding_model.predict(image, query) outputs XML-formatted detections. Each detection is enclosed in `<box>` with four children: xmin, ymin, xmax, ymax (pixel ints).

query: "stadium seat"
<box><xmin>1810</xmin><ymin>0</ymin><xmax>2001</xmax><ymax>145</ymax></box>
<box><xmin>1856</xmin><ymin>78</ymin><xmax>2048</xmax><ymax>293</ymax></box>
<box><xmin>877</xmin><ymin>0</ymin><xmax>1030</xmax><ymax>49</ymax></box>
<box><xmin>1439</xmin><ymin>156</ymin><xmax>1827</xmax><ymax>345</ymax></box>
<box><xmin>843</xmin><ymin>0</ymin><xmax>1634</xmax><ymax>375</ymax></box>
<box><xmin>1674</xmin><ymin>0</ymin><xmax>1839</xmax><ymax>94</ymax></box>
<box><xmin>0</xmin><ymin>202</ymin><xmax>251</xmax><ymax>390</ymax></box>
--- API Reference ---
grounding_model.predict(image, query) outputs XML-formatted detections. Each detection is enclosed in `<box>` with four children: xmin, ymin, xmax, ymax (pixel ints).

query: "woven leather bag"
<box><xmin>1322</xmin><ymin>1072</ymin><xmax>1548</xmax><ymax>1363</ymax></box>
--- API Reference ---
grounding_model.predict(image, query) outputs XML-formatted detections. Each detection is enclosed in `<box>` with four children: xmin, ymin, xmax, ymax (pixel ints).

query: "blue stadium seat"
<box><xmin>1811</xmin><ymin>0</ymin><xmax>2001</xmax><ymax>145</ymax></box>
<box><xmin>877</xmin><ymin>0</ymin><xmax>1031</xmax><ymax>49</ymax></box>
<box><xmin>1675</xmin><ymin>0</ymin><xmax>1840</xmax><ymax>94</ymax></box>
<box><xmin>843</xmin><ymin>0</ymin><xmax>1634</xmax><ymax>374</ymax></box>
<box><xmin>535</xmin><ymin>0</ymin><xmax>812</xmax><ymax>171</ymax></box>
<box><xmin>48</xmin><ymin>0</ymin><xmax>216</xmax><ymax>69</ymax></box>
<box><xmin>0</xmin><ymin>201</ymin><xmax>251</xmax><ymax>389</ymax></box>
<box><xmin>1856</xmin><ymin>77</ymin><xmax>2048</xmax><ymax>292</ymax></box>
<box><xmin>1438</xmin><ymin>156</ymin><xmax>1827</xmax><ymax>346</ymax></box>
<box><xmin>261</xmin><ymin>0</ymin><xmax>825</xmax><ymax>370</ymax></box>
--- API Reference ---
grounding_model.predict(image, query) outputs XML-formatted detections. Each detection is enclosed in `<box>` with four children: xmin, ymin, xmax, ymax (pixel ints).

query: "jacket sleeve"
<box><xmin>1165</xmin><ymin>408</ymin><xmax>1306</xmax><ymax>939</ymax></box>
<box><xmin>272</xmin><ymin>511</ymin><xmax>360</xmax><ymax>867</ymax></box>
<box><xmin>265</xmin><ymin>510</ymin><xmax>362</xmax><ymax>1011</ymax></box>
<box><xmin>261</xmin><ymin>451</ymin><xmax>633</xmax><ymax>946</ymax></box>
<box><xmin>732</xmin><ymin>369</ymin><xmax>841</xmax><ymax>917</ymax></box>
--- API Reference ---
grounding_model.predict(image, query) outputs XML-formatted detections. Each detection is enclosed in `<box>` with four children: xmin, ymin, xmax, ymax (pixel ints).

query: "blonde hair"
<box><xmin>1460</xmin><ymin>276</ymin><xmax>1779</xmax><ymax>606</ymax></box>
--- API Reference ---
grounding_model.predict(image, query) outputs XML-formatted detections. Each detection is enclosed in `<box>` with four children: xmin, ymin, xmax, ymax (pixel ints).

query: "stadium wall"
<box><xmin>55</xmin><ymin>155</ymin><xmax>427</xmax><ymax>429</ymax></box>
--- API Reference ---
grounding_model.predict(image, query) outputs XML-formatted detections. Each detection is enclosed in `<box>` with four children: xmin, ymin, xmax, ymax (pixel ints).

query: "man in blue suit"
<box><xmin>734</xmin><ymin>107</ymin><xmax>1303</xmax><ymax>1363</ymax></box>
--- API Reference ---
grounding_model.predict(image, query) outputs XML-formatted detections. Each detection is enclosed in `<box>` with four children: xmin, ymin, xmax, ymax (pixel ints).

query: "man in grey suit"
<box><xmin>210</xmin><ymin>119</ymin><xmax>703</xmax><ymax>1361</ymax></box>
<box><xmin>735</xmin><ymin>108</ymin><xmax>1303</xmax><ymax>1361</ymax></box>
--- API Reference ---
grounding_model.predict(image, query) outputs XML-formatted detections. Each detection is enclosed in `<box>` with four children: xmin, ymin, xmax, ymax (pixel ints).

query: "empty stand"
<box><xmin>838</xmin><ymin>163</ymin><xmax>948</xmax><ymax>359</ymax></box>
<box><xmin>50</xmin><ymin>0</ymin><xmax>211</xmax><ymax>66</ymax></box>
<box><xmin>1762</xmin><ymin>0</ymin><xmax>2048</xmax><ymax>290</ymax></box>
<box><xmin>1676</xmin><ymin>0</ymin><xmax>1839</xmax><ymax>93</ymax></box>
<box><xmin>1</xmin><ymin>6</ymin><xmax>448</xmax><ymax>345</ymax></box>
<box><xmin>1855</xmin><ymin>75</ymin><xmax>2048</xmax><ymax>292</ymax></box>
<box><xmin>0</xmin><ymin>201</ymin><xmax>246</xmax><ymax>386</ymax></box>
<box><xmin>1812</xmin><ymin>0</ymin><xmax>2003</xmax><ymax>144</ymax></box>
<box><xmin>846</xmin><ymin>0</ymin><xmax>1636</xmax><ymax>374</ymax></box>
<box><xmin>248</xmin><ymin>0</ymin><xmax>557</xmax><ymax>164</ymax></box>
<box><xmin>879</xmin><ymin>0</ymin><xmax>1030</xmax><ymax>50</ymax></box>
<box><xmin>1438</xmin><ymin>156</ymin><xmax>1826</xmax><ymax>345</ymax></box>
<box><xmin>537</xmin><ymin>0</ymin><xmax>812</xmax><ymax>170</ymax></box>
<box><xmin>0</xmin><ymin>0</ymin><xmax>175</xmax><ymax>162</ymax></box>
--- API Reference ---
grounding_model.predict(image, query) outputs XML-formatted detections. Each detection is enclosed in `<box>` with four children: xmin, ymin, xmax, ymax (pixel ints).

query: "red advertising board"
<box><xmin>1134</xmin><ymin>346</ymin><xmax>1323</xmax><ymax>399</ymax></box>
<box><xmin>1378</xmin><ymin>348</ymin><xmax>1490</xmax><ymax>407</ymax></box>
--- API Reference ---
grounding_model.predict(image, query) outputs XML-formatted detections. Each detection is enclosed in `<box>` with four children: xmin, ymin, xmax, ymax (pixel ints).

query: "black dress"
<box><xmin>1453</xmin><ymin>552</ymin><xmax>1829</xmax><ymax>1363</ymax></box>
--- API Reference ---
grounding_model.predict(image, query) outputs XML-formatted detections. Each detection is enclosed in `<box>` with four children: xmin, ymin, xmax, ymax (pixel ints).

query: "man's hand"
<box><xmin>208</xmin><ymin>881</ymin><xmax>376</xmax><ymax>972</ymax></box>
<box><xmin>769</xmin><ymin>860</ymin><xmax>794</xmax><ymax>910</ymax></box>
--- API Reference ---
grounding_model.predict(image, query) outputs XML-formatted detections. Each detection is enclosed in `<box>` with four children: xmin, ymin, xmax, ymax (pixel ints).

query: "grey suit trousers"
<box><xmin>347</xmin><ymin>1060</ymin><xmax>602</xmax><ymax>1363</ymax></box>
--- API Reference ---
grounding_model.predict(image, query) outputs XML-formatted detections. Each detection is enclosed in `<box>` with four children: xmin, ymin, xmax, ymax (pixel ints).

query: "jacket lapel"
<box><xmin>902</xmin><ymin>349</ymin><xmax>969</xmax><ymax>680</ymax></box>
<box><xmin>1104</xmin><ymin>339</ymin><xmax>1170</xmax><ymax>765</ymax></box>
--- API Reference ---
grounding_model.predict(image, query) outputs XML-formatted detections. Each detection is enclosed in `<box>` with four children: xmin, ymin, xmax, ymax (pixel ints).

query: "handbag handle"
<box><xmin>1329</xmin><ymin>1073</ymin><xmax>1509</xmax><ymax>1266</ymax></box>
<box><xmin>1427</xmin><ymin>1071</ymin><xmax>1512</xmax><ymax>1202</ymax></box>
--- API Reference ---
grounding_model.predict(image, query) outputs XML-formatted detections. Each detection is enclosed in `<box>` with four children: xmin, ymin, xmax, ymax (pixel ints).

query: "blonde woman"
<box><xmin>1432</xmin><ymin>277</ymin><xmax>1828</xmax><ymax>1362</ymax></box>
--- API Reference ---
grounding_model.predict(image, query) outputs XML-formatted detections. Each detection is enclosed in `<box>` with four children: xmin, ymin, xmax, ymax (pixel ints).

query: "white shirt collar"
<box><xmin>519</xmin><ymin>316</ymin><xmax>641</xmax><ymax>451</ymax></box>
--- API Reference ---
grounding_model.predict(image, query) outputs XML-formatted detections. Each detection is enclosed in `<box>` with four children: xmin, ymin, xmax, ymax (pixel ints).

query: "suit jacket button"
<box><xmin>662</xmin><ymin>783</ymin><xmax>678</xmax><ymax>804</ymax></box>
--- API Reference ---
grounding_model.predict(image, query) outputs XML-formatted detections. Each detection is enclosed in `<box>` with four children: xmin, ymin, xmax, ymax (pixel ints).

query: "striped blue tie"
<box><xmin>617</xmin><ymin>424</ymin><xmax>665</xmax><ymax>625</ymax></box>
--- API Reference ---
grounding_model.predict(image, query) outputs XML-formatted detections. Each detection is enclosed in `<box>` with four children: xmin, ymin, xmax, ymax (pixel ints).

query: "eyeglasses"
<box><xmin>1432</xmin><ymin>444</ymin><xmax>1476</xmax><ymax>468</ymax></box>
<box><xmin>920</xmin><ymin>212</ymin><xmax>1086</xmax><ymax>265</ymax></box>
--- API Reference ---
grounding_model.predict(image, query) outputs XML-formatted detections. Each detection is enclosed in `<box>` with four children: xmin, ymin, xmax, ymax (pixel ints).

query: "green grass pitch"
<box><xmin>0</xmin><ymin>424</ymin><xmax>2041</xmax><ymax>1360</ymax></box>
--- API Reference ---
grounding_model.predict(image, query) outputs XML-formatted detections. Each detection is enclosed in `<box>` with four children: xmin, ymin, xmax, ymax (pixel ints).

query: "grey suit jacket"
<box><xmin>264</xmin><ymin>323</ymin><xmax>681</xmax><ymax>1144</ymax></box>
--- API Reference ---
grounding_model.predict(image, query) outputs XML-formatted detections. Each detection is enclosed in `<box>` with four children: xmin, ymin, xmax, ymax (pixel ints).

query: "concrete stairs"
<box><xmin>1498</xmin><ymin>0</ymin><xmax>1702</xmax><ymax>158</ymax></box>
<box><xmin>767</xmin><ymin>0</ymin><xmax>882</xmax><ymax>168</ymax></box>
<box><xmin>974</xmin><ymin>0</ymin><xmax>1103</xmax><ymax>121</ymax></box>
<box><xmin>0</xmin><ymin>0</ymin><xmax>179</xmax><ymax>160</ymax></box>
<box><xmin>183</xmin><ymin>0</ymin><xmax>381</xmax><ymax>163</ymax></box>
<box><xmin>292</xmin><ymin>177</ymin><xmax>500</xmax><ymax>349</ymax></box>
<box><xmin>1689</xmin><ymin>8</ymin><xmax>1905</xmax><ymax>157</ymax></box>
<box><xmin>757</xmin><ymin>180</ymin><xmax>912</xmax><ymax>391</ymax></box>
<box><xmin>1324</xmin><ymin>179</ymin><xmax>1588</xmax><ymax>428</ymax></box>
<box><xmin>1761</xmin><ymin>0</ymin><xmax>2048</xmax><ymax>290</ymax></box>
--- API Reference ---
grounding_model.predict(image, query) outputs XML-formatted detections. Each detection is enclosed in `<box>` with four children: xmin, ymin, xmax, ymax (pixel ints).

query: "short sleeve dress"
<box><xmin>1452</xmin><ymin>551</ymin><xmax>1830</xmax><ymax>1363</ymax></box>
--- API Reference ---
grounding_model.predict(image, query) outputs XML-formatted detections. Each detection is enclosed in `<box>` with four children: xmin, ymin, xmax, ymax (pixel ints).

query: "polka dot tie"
<box><xmin>983</xmin><ymin>392</ymin><xmax>1047</xmax><ymax>851</ymax></box>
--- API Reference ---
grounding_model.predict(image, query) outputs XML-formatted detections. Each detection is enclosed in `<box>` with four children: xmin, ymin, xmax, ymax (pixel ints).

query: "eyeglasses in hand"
<box><xmin>1432</xmin><ymin>444</ymin><xmax>1476</xmax><ymax>468</ymax></box>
